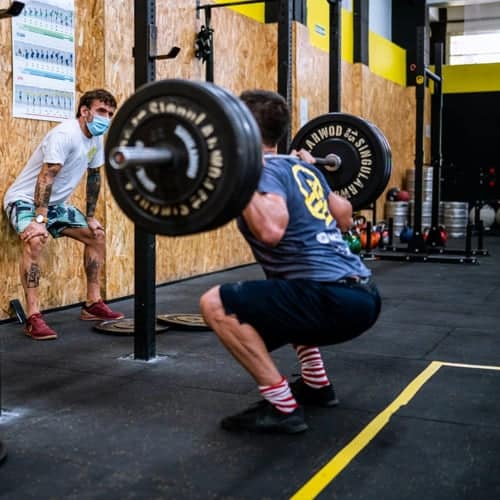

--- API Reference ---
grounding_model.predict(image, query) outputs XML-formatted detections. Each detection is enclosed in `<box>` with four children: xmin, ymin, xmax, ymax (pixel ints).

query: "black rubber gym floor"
<box><xmin>1</xmin><ymin>237</ymin><xmax>500</xmax><ymax>499</ymax></box>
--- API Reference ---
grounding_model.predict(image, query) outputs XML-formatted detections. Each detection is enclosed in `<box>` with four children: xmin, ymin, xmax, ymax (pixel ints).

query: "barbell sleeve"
<box><xmin>264</xmin><ymin>153</ymin><xmax>342</xmax><ymax>171</ymax></box>
<box><xmin>314</xmin><ymin>153</ymin><xmax>342</xmax><ymax>171</ymax></box>
<box><xmin>109</xmin><ymin>146</ymin><xmax>174</xmax><ymax>170</ymax></box>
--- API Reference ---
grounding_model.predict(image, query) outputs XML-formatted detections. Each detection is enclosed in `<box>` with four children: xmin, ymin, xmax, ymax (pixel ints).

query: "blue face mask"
<box><xmin>87</xmin><ymin>114</ymin><xmax>110</xmax><ymax>136</ymax></box>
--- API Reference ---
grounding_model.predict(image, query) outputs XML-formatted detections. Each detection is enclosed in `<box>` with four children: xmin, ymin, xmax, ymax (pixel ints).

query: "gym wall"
<box><xmin>0</xmin><ymin>0</ymin><xmax>423</xmax><ymax>320</ymax></box>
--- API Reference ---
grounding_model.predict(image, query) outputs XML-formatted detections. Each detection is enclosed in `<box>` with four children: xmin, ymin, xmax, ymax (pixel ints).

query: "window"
<box><xmin>449</xmin><ymin>32</ymin><xmax>500</xmax><ymax>65</ymax></box>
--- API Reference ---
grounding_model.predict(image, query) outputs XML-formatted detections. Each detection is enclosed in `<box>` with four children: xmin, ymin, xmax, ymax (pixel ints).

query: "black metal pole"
<box><xmin>328</xmin><ymin>0</ymin><xmax>342</xmax><ymax>112</ymax></box>
<box><xmin>277</xmin><ymin>0</ymin><xmax>293</xmax><ymax>152</ymax></box>
<box><xmin>408</xmin><ymin>25</ymin><xmax>426</xmax><ymax>252</ymax></box>
<box><xmin>205</xmin><ymin>9</ymin><xmax>214</xmax><ymax>82</ymax></box>
<box><xmin>133</xmin><ymin>0</ymin><xmax>157</xmax><ymax>360</ymax></box>
<box><xmin>426</xmin><ymin>41</ymin><xmax>444</xmax><ymax>246</ymax></box>
<box><xmin>353</xmin><ymin>0</ymin><xmax>369</xmax><ymax>65</ymax></box>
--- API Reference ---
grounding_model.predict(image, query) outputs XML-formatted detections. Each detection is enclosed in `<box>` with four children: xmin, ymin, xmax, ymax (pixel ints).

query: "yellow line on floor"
<box><xmin>290</xmin><ymin>361</ymin><xmax>443</xmax><ymax>500</ymax></box>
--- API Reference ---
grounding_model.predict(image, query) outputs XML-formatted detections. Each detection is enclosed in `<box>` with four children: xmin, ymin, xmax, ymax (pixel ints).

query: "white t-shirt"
<box><xmin>3</xmin><ymin>118</ymin><xmax>104</xmax><ymax>209</ymax></box>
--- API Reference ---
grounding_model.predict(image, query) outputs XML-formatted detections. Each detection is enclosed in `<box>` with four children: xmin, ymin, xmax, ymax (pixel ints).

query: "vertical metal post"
<box><xmin>425</xmin><ymin>42</ymin><xmax>444</xmax><ymax>248</ymax></box>
<box><xmin>328</xmin><ymin>0</ymin><xmax>342</xmax><ymax>112</ymax></box>
<box><xmin>277</xmin><ymin>0</ymin><xmax>293</xmax><ymax>152</ymax></box>
<box><xmin>353</xmin><ymin>0</ymin><xmax>369</xmax><ymax>65</ymax></box>
<box><xmin>430</xmin><ymin>42</ymin><xmax>443</xmax><ymax>229</ymax></box>
<box><xmin>409</xmin><ymin>25</ymin><xmax>426</xmax><ymax>252</ymax></box>
<box><xmin>205</xmin><ymin>9</ymin><xmax>214</xmax><ymax>82</ymax></box>
<box><xmin>133</xmin><ymin>0</ymin><xmax>156</xmax><ymax>360</ymax></box>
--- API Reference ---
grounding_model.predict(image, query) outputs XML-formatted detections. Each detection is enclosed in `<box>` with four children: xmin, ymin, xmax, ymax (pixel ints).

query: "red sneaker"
<box><xmin>80</xmin><ymin>299</ymin><xmax>124</xmax><ymax>321</ymax></box>
<box><xmin>24</xmin><ymin>313</ymin><xmax>58</xmax><ymax>340</ymax></box>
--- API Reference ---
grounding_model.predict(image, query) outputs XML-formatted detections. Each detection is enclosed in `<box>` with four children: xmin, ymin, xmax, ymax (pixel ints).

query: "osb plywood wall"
<box><xmin>293</xmin><ymin>23</ymin><xmax>358</xmax><ymax>127</ymax></box>
<box><xmin>0</xmin><ymin>1</ymin><xmax>426</xmax><ymax>320</ymax></box>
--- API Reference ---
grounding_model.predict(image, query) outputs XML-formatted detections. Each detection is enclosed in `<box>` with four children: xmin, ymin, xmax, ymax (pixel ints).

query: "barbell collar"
<box><xmin>109</xmin><ymin>146</ymin><xmax>174</xmax><ymax>170</ymax></box>
<box><xmin>264</xmin><ymin>153</ymin><xmax>342</xmax><ymax>171</ymax></box>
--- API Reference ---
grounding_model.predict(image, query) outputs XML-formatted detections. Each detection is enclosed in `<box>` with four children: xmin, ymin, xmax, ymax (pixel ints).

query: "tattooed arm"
<box><xmin>34</xmin><ymin>162</ymin><xmax>61</xmax><ymax>216</ymax></box>
<box><xmin>86</xmin><ymin>167</ymin><xmax>101</xmax><ymax>218</ymax></box>
<box><xmin>86</xmin><ymin>168</ymin><xmax>104</xmax><ymax>236</ymax></box>
<box><xmin>21</xmin><ymin>162</ymin><xmax>60</xmax><ymax>242</ymax></box>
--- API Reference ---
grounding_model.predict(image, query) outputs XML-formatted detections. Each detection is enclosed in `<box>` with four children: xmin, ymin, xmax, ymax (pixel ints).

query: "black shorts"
<box><xmin>219</xmin><ymin>278</ymin><xmax>381</xmax><ymax>351</ymax></box>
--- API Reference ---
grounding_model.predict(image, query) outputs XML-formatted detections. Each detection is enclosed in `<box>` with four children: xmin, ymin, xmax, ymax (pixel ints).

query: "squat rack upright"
<box><xmin>374</xmin><ymin>25</ymin><xmax>482</xmax><ymax>264</ymax></box>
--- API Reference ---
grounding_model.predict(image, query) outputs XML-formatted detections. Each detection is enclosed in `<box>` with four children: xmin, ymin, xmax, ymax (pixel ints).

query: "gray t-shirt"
<box><xmin>3</xmin><ymin>119</ymin><xmax>103</xmax><ymax>209</ymax></box>
<box><xmin>238</xmin><ymin>157</ymin><xmax>371</xmax><ymax>281</ymax></box>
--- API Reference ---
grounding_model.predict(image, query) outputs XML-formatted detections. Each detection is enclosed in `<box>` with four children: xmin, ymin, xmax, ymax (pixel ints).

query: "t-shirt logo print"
<box><xmin>87</xmin><ymin>146</ymin><xmax>97</xmax><ymax>163</ymax></box>
<box><xmin>292</xmin><ymin>165</ymin><xmax>333</xmax><ymax>227</ymax></box>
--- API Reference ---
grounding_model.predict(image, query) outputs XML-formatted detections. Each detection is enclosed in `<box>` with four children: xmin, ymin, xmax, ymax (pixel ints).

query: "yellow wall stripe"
<box><xmin>443</xmin><ymin>63</ymin><xmax>500</xmax><ymax>94</ymax></box>
<box><xmin>215</xmin><ymin>0</ymin><xmax>265</xmax><ymax>22</ymax></box>
<box><xmin>342</xmin><ymin>8</ymin><xmax>353</xmax><ymax>64</ymax></box>
<box><xmin>369</xmin><ymin>31</ymin><xmax>406</xmax><ymax>87</ymax></box>
<box><xmin>290</xmin><ymin>361</ymin><xmax>443</xmax><ymax>499</ymax></box>
<box><xmin>306</xmin><ymin>2</ymin><xmax>353</xmax><ymax>62</ymax></box>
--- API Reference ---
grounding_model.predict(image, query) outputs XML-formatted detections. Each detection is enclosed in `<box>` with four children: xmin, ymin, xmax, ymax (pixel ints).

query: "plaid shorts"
<box><xmin>6</xmin><ymin>200</ymin><xmax>88</xmax><ymax>238</ymax></box>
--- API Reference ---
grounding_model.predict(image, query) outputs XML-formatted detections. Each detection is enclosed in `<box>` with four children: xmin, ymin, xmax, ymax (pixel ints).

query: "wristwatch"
<box><xmin>34</xmin><ymin>214</ymin><xmax>48</xmax><ymax>224</ymax></box>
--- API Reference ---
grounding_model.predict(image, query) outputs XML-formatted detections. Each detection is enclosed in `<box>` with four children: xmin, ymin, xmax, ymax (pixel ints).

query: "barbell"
<box><xmin>105</xmin><ymin>79</ymin><xmax>392</xmax><ymax>236</ymax></box>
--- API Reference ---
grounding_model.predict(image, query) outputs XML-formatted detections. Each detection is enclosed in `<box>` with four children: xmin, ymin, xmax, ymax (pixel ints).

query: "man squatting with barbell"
<box><xmin>200</xmin><ymin>90</ymin><xmax>382</xmax><ymax>434</ymax></box>
<box><xmin>3</xmin><ymin>89</ymin><xmax>124</xmax><ymax>340</ymax></box>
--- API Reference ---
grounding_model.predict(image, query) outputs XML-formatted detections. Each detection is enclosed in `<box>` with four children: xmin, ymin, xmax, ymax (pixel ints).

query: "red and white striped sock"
<box><xmin>294</xmin><ymin>345</ymin><xmax>331</xmax><ymax>389</ymax></box>
<box><xmin>259</xmin><ymin>376</ymin><xmax>298</xmax><ymax>414</ymax></box>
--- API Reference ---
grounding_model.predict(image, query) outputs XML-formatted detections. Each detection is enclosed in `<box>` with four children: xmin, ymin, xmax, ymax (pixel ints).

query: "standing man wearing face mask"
<box><xmin>3</xmin><ymin>88</ymin><xmax>124</xmax><ymax>340</ymax></box>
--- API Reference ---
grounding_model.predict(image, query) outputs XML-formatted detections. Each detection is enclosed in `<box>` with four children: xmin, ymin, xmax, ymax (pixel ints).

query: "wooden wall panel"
<box><xmin>211</xmin><ymin>9</ymin><xmax>277</xmax><ymax>94</ymax></box>
<box><xmin>293</xmin><ymin>23</ymin><xmax>329</xmax><ymax>131</ymax></box>
<box><xmin>102</xmin><ymin>0</ymin><xmax>134</xmax><ymax>297</ymax></box>
<box><xmin>293</xmin><ymin>24</ymin><xmax>361</xmax><ymax>130</ymax></box>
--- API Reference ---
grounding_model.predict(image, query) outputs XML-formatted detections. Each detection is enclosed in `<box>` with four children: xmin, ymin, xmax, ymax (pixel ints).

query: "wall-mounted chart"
<box><xmin>12</xmin><ymin>0</ymin><xmax>75</xmax><ymax>121</ymax></box>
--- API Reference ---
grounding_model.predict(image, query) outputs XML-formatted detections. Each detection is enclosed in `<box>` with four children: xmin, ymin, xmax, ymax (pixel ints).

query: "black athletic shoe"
<box><xmin>220</xmin><ymin>400</ymin><xmax>308</xmax><ymax>434</ymax></box>
<box><xmin>290</xmin><ymin>378</ymin><xmax>340</xmax><ymax>408</ymax></box>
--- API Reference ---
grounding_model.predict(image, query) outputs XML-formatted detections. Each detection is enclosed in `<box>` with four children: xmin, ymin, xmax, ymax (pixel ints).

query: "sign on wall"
<box><xmin>11</xmin><ymin>0</ymin><xmax>75</xmax><ymax>122</ymax></box>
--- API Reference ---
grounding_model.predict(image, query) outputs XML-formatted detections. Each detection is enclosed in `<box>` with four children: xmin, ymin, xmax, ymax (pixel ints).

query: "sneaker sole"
<box><xmin>295</xmin><ymin>397</ymin><xmax>340</xmax><ymax>408</ymax></box>
<box><xmin>322</xmin><ymin>398</ymin><xmax>340</xmax><ymax>408</ymax></box>
<box><xmin>79</xmin><ymin>312</ymin><xmax>125</xmax><ymax>321</ymax></box>
<box><xmin>291</xmin><ymin>383</ymin><xmax>341</xmax><ymax>408</ymax></box>
<box><xmin>24</xmin><ymin>331</ymin><xmax>57</xmax><ymax>340</ymax></box>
